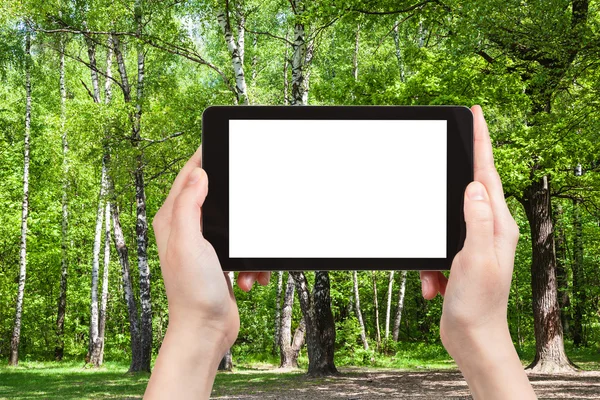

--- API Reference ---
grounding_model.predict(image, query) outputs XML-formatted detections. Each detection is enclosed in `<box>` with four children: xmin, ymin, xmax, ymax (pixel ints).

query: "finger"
<box><xmin>471</xmin><ymin>106</ymin><xmax>517</xmax><ymax>237</ymax></box>
<box><xmin>153</xmin><ymin>146</ymin><xmax>203</xmax><ymax>254</ymax></box>
<box><xmin>420</xmin><ymin>270</ymin><xmax>440</xmax><ymax>300</ymax></box>
<box><xmin>167</xmin><ymin>167</ymin><xmax>210</xmax><ymax>262</ymax></box>
<box><xmin>462</xmin><ymin>181</ymin><xmax>495</xmax><ymax>256</ymax></box>
<box><xmin>436</xmin><ymin>272</ymin><xmax>448</xmax><ymax>297</ymax></box>
<box><xmin>257</xmin><ymin>271</ymin><xmax>271</xmax><ymax>286</ymax></box>
<box><xmin>238</xmin><ymin>272</ymin><xmax>259</xmax><ymax>292</ymax></box>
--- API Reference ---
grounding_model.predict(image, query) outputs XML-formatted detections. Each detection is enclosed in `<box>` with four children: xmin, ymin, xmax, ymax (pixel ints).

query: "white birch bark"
<box><xmin>372</xmin><ymin>271</ymin><xmax>381</xmax><ymax>349</ymax></box>
<box><xmin>111</xmin><ymin>201</ymin><xmax>142</xmax><ymax>371</ymax></box>
<box><xmin>97</xmin><ymin>201</ymin><xmax>111</xmax><ymax>366</ymax></box>
<box><xmin>290</xmin><ymin>1</ymin><xmax>306</xmax><ymax>105</ymax></box>
<box><xmin>283</xmin><ymin>32</ymin><xmax>289</xmax><ymax>104</ymax></box>
<box><xmin>393</xmin><ymin>22</ymin><xmax>406</xmax><ymax>82</ymax></box>
<box><xmin>385</xmin><ymin>271</ymin><xmax>394</xmax><ymax>340</ymax></box>
<box><xmin>353</xmin><ymin>23</ymin><xmax>360</xmax><ymax>81</ymax></box>
<box><xmin>392</xmin><ymin>270</ymin><xmax>408</xmax><ymax>341</ymax></box>
<box><xmin>9</xmin><ymin>29</ymin><xmax>32</xmax><ymax>367</ymax></box>
<box><xmin>274</xmin><ymin>270</ymin><xmax>283</xmax><ymax>353</ymax></box>
<box><xmin>217</xmin><ymin>3</ymin><xmax>248</xmax><ymax>105</ymax></box>
<box><xmin>55</xmin><ymin>33</ymin><xmax>69</xmax><ymax>361</ymax></box>
<box><xmin>353</xmin><ymin>271</ymin><xmax>369</xmax><ymax>351</ymax></box>
<box><xmin>89</xmin><ymin>162</ymin><xmax>108</xmax><ymax>365</ymax></box>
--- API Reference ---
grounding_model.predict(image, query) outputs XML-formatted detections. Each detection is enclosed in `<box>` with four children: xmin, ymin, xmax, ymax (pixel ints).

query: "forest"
<box><xmin>1</xmin><ymin>0</ymin><xmax>600</xmax><ymax>398</ymax></box>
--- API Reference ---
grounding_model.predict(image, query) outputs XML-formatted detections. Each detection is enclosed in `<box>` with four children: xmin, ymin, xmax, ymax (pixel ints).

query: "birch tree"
<box><xmin>217</xmin><ymin>0</ymin><xmax>248</xmax><ymax>104</ymax></box>
<box><xmin>55</xmin><ymin>31</ymin><xmax>69</xmax><ymax>361</ymax></box>
<box><xmin>279</xmin><ymin>273</ymin><xmax>306</xmax><ymax>368</ymax></box>
<box><xmin>352</xmin><ymin>271</ymin><xmax>368</xmax><ymax>351</ymax></box>
<box><xmin>385</xmin><ymin>271</ymin><xmax>394</xmax><ymax>340</ymax></box>
<box><xmin>9</xmin><ymin>28</ymin><xmax>32</xmax><ymax>367</ymax></box>
<box><xmin>274</xmin><ymin>270</ymin><xmax>283</xmax><ymax>353</ymax></box>
<box><xmin>89</xmin><ymin>160</ymin><xmax>108</xmax><ymax>366</ymax></box>
<box><xmin>372</xmin><ymin>271</ymin><xmax>381</xmax><ymax>349</ymax></box>
<box><xmin>392</xmin><ymin>270</ymin><xmax>407</xmax><ymax>341</ymax></box>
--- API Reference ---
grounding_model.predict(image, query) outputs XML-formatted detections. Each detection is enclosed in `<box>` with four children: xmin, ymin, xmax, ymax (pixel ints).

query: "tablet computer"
<box><xmin>201</xmin><ymin>106</ymin><xmax>473</xmax><ymax>271</ymax></box>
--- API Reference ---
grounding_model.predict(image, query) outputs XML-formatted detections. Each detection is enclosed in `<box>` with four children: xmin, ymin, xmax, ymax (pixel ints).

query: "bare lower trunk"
<box><xmin>111</xmin><ymin>201</ymin><xmax>142</xmax><ymax>372</ymax></box>
<box><xmin>274</xmin><ymin>271</ymin><xmax>283</xmax><ymax>354</ymax></box>
<box><xmin>372</xmin><ymin>271</ymin><xmax>381</xmax><ymax>350</ymax></box>
<box><xmin>217</xmin><ymin>4</ymin><xmax>248</xmax><ymax>104</ymax></box>
<box><xmin>522</xmin><ymin>176</ymin><xmax>575</xmax><ymax>373</ymax></box>
<box><xmin>392</xmin><ymin>270</ymin><xmax>408</xmax><ymax>341</ymax></box>
<box><xmin>97</xmin><ymin>201</ymin><xmax>111</xmax><ymax>365</ymax></box>
<box><xmin>290</xmin><ymin>271</ymin><xmax>337</xmax><ymax>376</ymax></box>
<box><xmin>385</xmin><ymin>271</ymin><xmax>394</xmax><ymax>340</ymax></box>
<box><xmin>280</xmin><ymin>273</ymin><xmax>304</xmax><ymax>368</ymax></box>
<box><xmin>353</xmin><ymin>271</ymin><xmax>368</xmax><ymax>351</ymax></box>
<box><xmin>89</xmin><ymin>162</ymin><xmax>108</xmax><ymax>366</ymax></box>
<box><xmin>553</xmin><ymin>202</ymin><xmax>571</xmax><ymax>338</ymax></box>
<box><xmin>219</xmin><ymin>349</ymin><xmax>233</xmax><ymax>371</ymax></box>
<box><xmin>10</xmin><ymin>30</ymin><xmax>32</xmax><ymax>367</ymax></box>
<box><xmin>55</xmin><ymin>34</ymin><xmax>69</xmax><ymax>361</ymax></box>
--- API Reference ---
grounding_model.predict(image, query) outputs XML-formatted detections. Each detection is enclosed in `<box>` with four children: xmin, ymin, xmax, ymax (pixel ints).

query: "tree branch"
<box><xmin>350</xmin><ymin>0</ymin><xmax>433</xmax><ymax>15</ymax></box>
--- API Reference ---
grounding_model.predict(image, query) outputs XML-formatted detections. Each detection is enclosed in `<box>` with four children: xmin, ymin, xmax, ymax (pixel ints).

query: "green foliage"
<box><xmin>0</xmin><ymin>0</ymin><xmax>599</xmax><ymax>373</ymax></box>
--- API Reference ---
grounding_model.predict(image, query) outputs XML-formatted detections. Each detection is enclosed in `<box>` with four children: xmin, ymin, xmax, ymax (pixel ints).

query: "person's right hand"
<box><xmin>419</xmin><ymin>106</ymin><xmax>536</xmax><ymax>399</ymax></box>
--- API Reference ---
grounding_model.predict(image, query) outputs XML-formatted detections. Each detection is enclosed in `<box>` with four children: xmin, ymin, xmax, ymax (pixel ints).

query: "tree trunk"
<box><xmin>89</xmin><ymin>162</ymin><xmax>108</xmax><ymax>366</ymax></box>
<box><xmin>372</xmin><ymin>271</ymin><xmax>381</xmax><ymax>350</ymax></box>
<box><xmin>522</xmin><ymin>175</ymin><xmax>576</xmax><ymax>372</ymax></box>
<box><xmin>385</xmin><ymin>271</ymin><xmax>394</xmax><ymax>341</ymax></box>
<box><xmin>392</xmin><ymin>22</ymin><xmax>406</xmax><ymax>82</ymax></box>
<box><xmin>97</xmin><ymin>201</ymin><xmax>111</xmax><ymax>366</ymax></box>
<box><xmin>217</xmin><ymin>4</ymin><xmax>248</xmax><ymax>105</ymax></box>
<box><xmin>290</xmin><ymin>271</ymin><xmax>337</xmax><ymax>376</ymax></box>
<box><xmin>572</xmin><ymin>197</ymin><xmax>585</xmax><ymax>346</ymax></box>
<box><xmin>132</xmin><ymin>2</ymin><xmax>152</xmax><ymax>371</ymax></box>
<box><xmin>274</xmin><ymin>270</ymin><xmax>283</xmax><ymax>354</ymax></box>
<box><xmin>392</xmin><ymin>270</ymin><xmax>408</xmax><ymax>342</ymax></box>
<box><xmin>352</xmin><ymin>271</ymin><xmax>369</xmax><ymax>351</ymax></box>
<box><xmin>109</xmin><ymin>32</ymin><xmax>144</xmax><ymax>372</ymax></box>
<box><xmin>553</xmin><ymin>202</ymin><xmax>571</xmax><ymax>338</ymax></box>
<box><xmin>290</xmin><ymin>0</ymin><xmax>306</xmax><ymax>105</ymax></box>
<box><xmin>353</xmin><ymin>24</ymin><xmax>360</xmax><ymax>81</ymax></box>
<box><xmin>279</xmin><ymin>273</ymin><xmax>305</xmax><ymax>368</ymax></box>
<box><xmin>55</xmin><ymin>34</ymin><xmax>69</xmax><ymax>362</ymax></box>
<box><xmin>9</xmin><ymin>29</ymin><xmax>32</xmax><ymax>367</ymax></box>
<box><xmin>111</xmin><ymin>200</ymin><xmax>143</xmax><ymax>372</ymax></box>
<box><xmin>219</xmin><ymin>349</ymin><xmax>233</xmax><ymax>371</ymax></box>
<box><xmin>283</xmin><ymin>32</ymin><xmax>289</xmax><ymax>105</ymax></box>
<box><xmin>219</xmin><ymin>272</ymin><xmax>235</xmax><ymax>371</ymax></box>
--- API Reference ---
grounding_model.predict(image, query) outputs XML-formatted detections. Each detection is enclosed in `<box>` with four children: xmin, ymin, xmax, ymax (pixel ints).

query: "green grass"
<box><xmin>0</xmin><ymin>344</ymin><xmax>598</xmax><ymax>399</ymax></box>
<box><xmin>0</xmin><ymin>361</ymin><xmax>149</xmax><ymax>399</ymax></box>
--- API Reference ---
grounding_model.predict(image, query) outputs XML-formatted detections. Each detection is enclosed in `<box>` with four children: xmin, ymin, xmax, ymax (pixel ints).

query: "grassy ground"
<box><xmin>0</xmin><ymin>344</ymin><xmax>597</xmax><ymax>399</ymax></box>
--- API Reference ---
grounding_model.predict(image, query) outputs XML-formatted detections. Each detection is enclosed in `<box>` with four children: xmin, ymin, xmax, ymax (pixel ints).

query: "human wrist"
<box><xmin>164</xmin><ymin>318</ymin><xmax>229</xmax><ymax>366</ymax></box>
<box><xmin>442</xmin><ymin>322</ymin><xmax>536</xmax><ymax>399</ymax></box>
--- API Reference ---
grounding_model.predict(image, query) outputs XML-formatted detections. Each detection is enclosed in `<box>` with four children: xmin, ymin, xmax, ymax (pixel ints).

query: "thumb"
<box><xmin>462</xmin><ymin>181</ymin><xmax>495</xmax><ymax>254</ymax></box>
<box><xmin>170</xmin><ymin>167</ymin><xmax>209</xmax><ymax>244</ymax></box>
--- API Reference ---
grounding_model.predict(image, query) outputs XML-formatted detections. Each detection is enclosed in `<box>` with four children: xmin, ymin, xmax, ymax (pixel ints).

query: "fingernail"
<box><xmin>421</xmin><ymin>276</ymin><xmax>429</xmax><ymax>297</ymax></box>
<box><xmin>188</xmin><ymin>168</ymin><xmax>203</xmax><ymax>185</ymax></box>
<box><xmin>467</xmin><ymin>182</ymin><xmax>486</xmax><ymax>201</ymax></box>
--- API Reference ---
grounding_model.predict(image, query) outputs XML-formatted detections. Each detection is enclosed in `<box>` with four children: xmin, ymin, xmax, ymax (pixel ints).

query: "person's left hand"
<box><xmin>152</xmin><ymin>145</ymin><xmax>270</xmax><ymax>356</ymax></box>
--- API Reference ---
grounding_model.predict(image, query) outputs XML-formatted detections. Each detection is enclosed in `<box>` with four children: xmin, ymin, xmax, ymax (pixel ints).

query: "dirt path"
<box><xmin>212</xmin><ymin>368</ymin><xmax>600</xmax><ymax>399</ymax></box>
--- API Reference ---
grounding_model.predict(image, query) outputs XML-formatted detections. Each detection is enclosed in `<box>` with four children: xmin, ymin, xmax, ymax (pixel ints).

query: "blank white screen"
<box><xmin>229</xmin><ymin>120</ymin><xmax>446</xmax><ymax>258</ymax></box>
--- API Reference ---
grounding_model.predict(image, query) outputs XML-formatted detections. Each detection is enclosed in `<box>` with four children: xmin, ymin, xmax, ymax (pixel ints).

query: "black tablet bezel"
<box><xmin>201</xmin><ymin>106</ymin><xmax>473</xmax><ymax>271</ymax></box>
